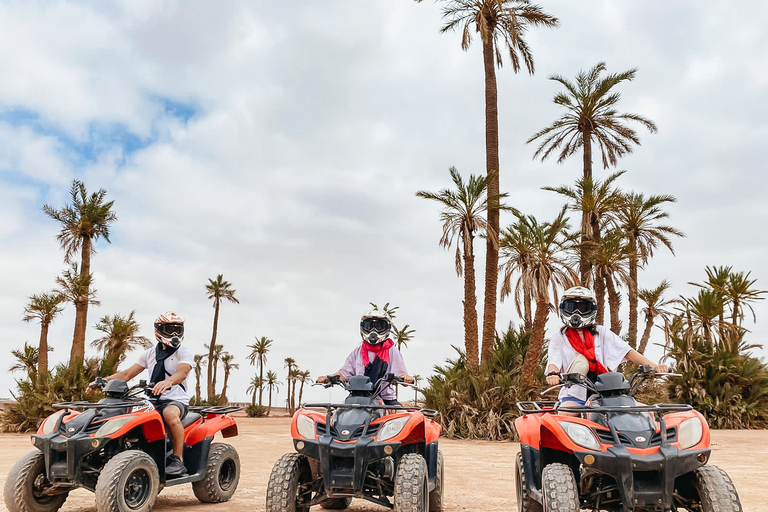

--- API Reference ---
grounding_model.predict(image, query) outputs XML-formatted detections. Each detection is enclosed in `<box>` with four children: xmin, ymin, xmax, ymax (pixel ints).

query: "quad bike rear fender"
<box><xmin>185</xmin><ymin>413</ymin><xmax>238</xmax><ymax>446</ymax></box>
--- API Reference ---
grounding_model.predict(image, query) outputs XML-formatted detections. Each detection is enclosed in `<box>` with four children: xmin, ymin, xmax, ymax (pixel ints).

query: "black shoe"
<box><xmin>166</xmin><ymin>455</ymin><xmax>187</xmax><ymax>476</ymax></box>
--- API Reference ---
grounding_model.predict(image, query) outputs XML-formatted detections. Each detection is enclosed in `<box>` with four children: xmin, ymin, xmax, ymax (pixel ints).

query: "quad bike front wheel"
<box><xmin>95</xmin><ymin>450</ymin><xmax>160</xmax><ymax>512</ymax></box>
<box><xmin>692</xmin><ymin>465</ymin><xmax>743</xmax><ymax>512</ymax></box>
<box><xmin>266</xmin><ymin>453</ymin><xmax>312</xmax><ymax>512</ymax></box>
<box><xmin>394</xmin><ymin>453</ymin><xmax>429</xmax><ymax>512</ymax></box>
<box><xmin>4</xmin><ymin>450</ymin><xmax>69</xmax><ymax>512</ymax></box>
<box><xmin>515</xmin><ymin>452</ymin><xmax>542</xmax><ymax>512</ymax></box>
<box><xmin>428</xmin><ymin>450</ymin><xmax>444</xmax><ymax>512</ymax></box>
<box><xmin>192</xmin><ymin>442</ymin><xmax>241</xmax><ymax>503</ymax></box>
<box><xmin>541</xmin><ymin>463</ymin><xmax>579</xmax><ymax>512</ymax></box>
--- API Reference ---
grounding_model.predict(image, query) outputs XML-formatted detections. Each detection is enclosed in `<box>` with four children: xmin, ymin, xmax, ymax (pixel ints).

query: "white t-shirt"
<box><xmin>136</xmin><ymin>345</ymin><xmax>195</xmax><ymax>404</ymax></box>
<box><xmin>338</xmin><ymin>343</ymin><xmax>408</xmax><ymax>400</ymax></box>
<box><xmin>546</xmin><ymin>325</ymin><xmax>632</xmax><ymax>401</ymax></box>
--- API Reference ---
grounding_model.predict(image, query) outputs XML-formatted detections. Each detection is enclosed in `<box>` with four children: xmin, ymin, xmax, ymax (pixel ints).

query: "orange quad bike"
<box><xmin>266</xmin><ymin>373</ymin><xmax>444</xmax><ymax>512</ymax></box>
<box><xmin>4</xmin><ymin>379</ymin><xmax>241</xmax><ymax>512</ymax></box>
<box><xmin>515</xmin><ymin>366</ymin><xmax>743</xmax><ymax>512</ymax></box>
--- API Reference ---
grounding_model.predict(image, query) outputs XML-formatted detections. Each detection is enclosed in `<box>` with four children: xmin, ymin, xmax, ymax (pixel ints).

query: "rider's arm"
<box><xmin>388</xmin><ymin>346</ymin><xmax>413</xmax><ymax>383</ymax></box>
<box><xmin>624</xmin><ymin>350</ymin><xmax>668</xmax><ymax>373</ymax></box>
<box><xmin>151</xmin><ymin>363</ymin><xmax>192</xmax><ymax>396</ymax></box>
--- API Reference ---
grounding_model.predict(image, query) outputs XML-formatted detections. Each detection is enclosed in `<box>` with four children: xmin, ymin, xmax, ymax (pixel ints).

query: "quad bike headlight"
<box><xmin>41</xmin><ymin>410</ymin><xmax>65</xmax><ymax>435</ymax></box>
<box><xmin>378</xmin><ymin>416</ymin><xmax>409</xmax><ymax>442</ymax></box>
<box><xmin>94</xmin><ymin>416</ymin><xmax>136</xmax><ymax>437</ymax></box>
<box><xmin>559</xmin><ymin>421</ymin><xmax>601</xmax><ymax>451</ymax></box>
<box><xmin>677</xmin><ymin>417</ymin><xmax>704</xmax><ymax>450</ymax></box>
<box><xmin>296</xmin><ymin>415</ymin><xmax>317</xmax><ymax>439</ymax></box>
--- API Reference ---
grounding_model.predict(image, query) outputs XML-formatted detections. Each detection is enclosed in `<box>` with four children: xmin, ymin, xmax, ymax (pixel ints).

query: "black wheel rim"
<box><xmin>32</xmin><ymin>473</ymin><xmax>58</xmax><ymax>505</ymax></box>
<box><xmin>124</xmin><ymin>468</ymin><xmax>151</xmax><ymax>509</ymax></box>
<box><xmin>218</xmin><ymin>458</ymin><xmax>237</xmax><ymax>491</ymax></box>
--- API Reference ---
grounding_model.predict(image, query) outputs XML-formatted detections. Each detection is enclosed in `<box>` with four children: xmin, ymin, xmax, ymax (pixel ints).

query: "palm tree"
<box><xmin>589</xmin><ymin>232</ymin><xmax>629</xmax><ymax>334</ymax></box>
<box><xmin>615</xmin><ymin>192</ymin><xmax>683</xmax><ymax>348</ymax></box>
<box><xmin>91</xmin><ymin>311</ymin><xmax>151</xmax><ymax>374</ymax></box>
<box><xmin>10</xmin><ymin>342</ymin><xmax>42</xmax><ymax>381</ymax></box>
<box><xmin>217</xmin><ymin>353</ymin><xmax>239</xmax><ymax>406</ymax></box>
<box><xmin>265</xmin><ymin>370</ymin><xmax>281</xmax><ymax>416</ymax></box>
<box><xmin>417</xmin><ymin>167</ymin><xmax>509</xmax><ymax>369</ymax></box>
<box><xmin>43</xmin><ymin>179</ymin><xmax>117</xmax><ymax>367</ymax></box>
<box><xmin>499</xmin><ymin>217</ymin><xmax>536</xmax><ymax>332</ymax></box>
<box><xmin>193</xmin><ymin>354</ymin><xmax>206</xmax><ymax>402</ymax></box>
<box><xmin>528</xmin><ymin>62</ymin><xmax>657</xmax><ymax>283</ymax></box>
<box><xmin>637</xmin><ymin>281</ymin><xmax>674</xmax><ymax>354</ymax></box>
<box><xmin>514</xmin><ymin>207</ymin><xmax>579</xmax><ymax>387</ymax></box>
<box><xmin>417</xmin><ymin>0</ymin><xmax>558</xmax><ymax>361</ymax></box>
<box><xmin>205</xmin><ymin>274</ymin><xmax>239</xmax><ymax>401</ymax></box>
<box><xmin>247</xmin><ymin>336</ymin><xmax>272</xmax><ymax>406</ymax></box>
<box><xmin>56</xmin><ymin>264</ymin><xmax>100</xmax><ymax>364</ymax></box>
<box><xmin>296</xmin><ymin>370</ymin><xmax>312</xmax><ymax>408</ymax></box>
<box><xmin>284</xmin><ymin>357</ymin><xmax>296</xmax><ymax>414</ymax></box>
<box><xmin>246</xmin><ymin>375</ymin><xmax>263</xmax><ymax>407</ymax></box>
<box><xmin>413</xmin><ymin>375</ymin><xmax>423</xmax><ymax>404</ymax></box>
<box><xmin>677</xmin><ymin>289</ymin><xmax>728</xmax><ymax>347</ymax></box>
<box><xmin>204</xmin><ymin>343</ymin><xmax>225</xmax><ymax>398</ymax></box>
<box><xmin>725</xmin><ymin>270</ymin><xmax>766</xmax><ymax>327</ymax></box>
<box><xmin>22</xmin><ymin>291</ymin><xmax>65</xmax><ymax>384</ymax></box>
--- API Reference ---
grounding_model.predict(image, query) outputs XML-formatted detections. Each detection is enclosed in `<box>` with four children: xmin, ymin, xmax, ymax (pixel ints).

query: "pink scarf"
<box><xmin>361</xmin><ymin>339</ymin><xmax>394</xmax><ymax>366</ymax></box>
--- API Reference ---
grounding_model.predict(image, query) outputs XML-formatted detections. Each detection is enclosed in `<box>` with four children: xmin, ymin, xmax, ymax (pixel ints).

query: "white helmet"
<box><xmin>360</xmin><ymin>309</ymin><xmax>392</xmax><ymax>345</ymax></box>
<box><xmin>559</xmin><ymin>287</ymin><xmax>597</xmax><ymax>329</ymax></box>
<box><xmin>154</xmin><ymin>311</ymin><xmax>184</xmax><ymax>348</ymax></box>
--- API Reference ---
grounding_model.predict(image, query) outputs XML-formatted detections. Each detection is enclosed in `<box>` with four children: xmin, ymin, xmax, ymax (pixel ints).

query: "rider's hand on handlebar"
<box><xmin>401</xmin><ymin>374</ymin><xmax>414</xmax><ymax>384</ymax></box>
<box><xmin>652</xmin><ymin>363</ymin><xmax>669</xmax><ymax>374</ymax></box>
<box><xmin>151</xmin><ymin>379</ymin><xmax>173</xmax><ymax>396</ymax></box>
<box><xmin>86</xmin><ymin>377</ymin><xmax>107</xmax><ymax>393</ymax></box>
<box><xmin>546</xmin><ymin>373</ymin><xmax>560</xmax><ymax>386</ymax></box>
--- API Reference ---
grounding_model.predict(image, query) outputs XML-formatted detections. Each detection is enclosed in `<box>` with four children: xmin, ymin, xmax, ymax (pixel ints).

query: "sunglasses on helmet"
<box><xmin>361</xmin><ymin>318</ymin><xmax>391</xmax><ymax>333</ymax></box>
<box><xmin>561</xmin><ymin>299</ymin><xmax>595</xmax><ymax>315</ymax></box>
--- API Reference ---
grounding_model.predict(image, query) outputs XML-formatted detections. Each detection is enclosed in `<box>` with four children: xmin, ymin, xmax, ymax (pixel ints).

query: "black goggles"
<box><xmin>156</xmin><ymin>323</ymin><xmax>184</xmax><ymax>337</ymax></box>
<box><xmin>361</xmin><ymin>318</ymin><xmax>391</xmax><ymax>333</ymax></box>
<box><xmin>561</xmin><ymin>299</ymin><xmax>595</xmax><ymax>315</ymax></box>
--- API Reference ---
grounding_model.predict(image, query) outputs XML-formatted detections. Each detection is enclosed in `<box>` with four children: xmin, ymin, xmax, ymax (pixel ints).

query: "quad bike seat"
<box><xmin>594</xmin><ymin>372</ymin><xmax>630</xmax><ymax>395</ymax></box>
<box><xmin>182</xmin><ymin>412</ymin><xmax>202</xmax><ymax>428</ymax></box>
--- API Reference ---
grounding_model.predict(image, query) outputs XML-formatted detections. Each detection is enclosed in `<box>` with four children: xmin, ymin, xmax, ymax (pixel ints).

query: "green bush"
<box><xmin>246</xmin><ymin>405</ymin><xmax>267</xmax><ymax>417</ymax></box>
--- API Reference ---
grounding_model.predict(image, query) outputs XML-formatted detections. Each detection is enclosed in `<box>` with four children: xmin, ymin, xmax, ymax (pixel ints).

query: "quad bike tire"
<box><xmin>4</xmin><ymin>450</ymin><xmax>69</xmax><ymax>512</ymax></box>
<box><xmin>192</xmin><ymin>442</ymin><xmax>241</xmax><ymax>503</ymax></box>
<box><xmin>428</xmin><ymin>450</ymin><xmax>444</xmax><ymax>512</ymax></box>
<box><xmin>541</xmin><ymin>463</ymin><xmax>579</xmax><ymax>512</ymax></box>
<box><xmin>692</xmin><ymin>465</ymin><xmax>743</xmax><ymax>512</ymax></box>
<box><xmin>394</xmin><ymin>453</ymin><xmax>429</xmax><ymax>512</ymax></box>
<box><xmin>95</xmin><ymin>450</ymin><xmax>160</xmax><ymax>512</ymax></box>
<box><xmin>320</xmin><ymin>497</ymin><xmax>353</xmax><ymax>509</ymax></box>
<box><xmin>266</xmin><ymin>453</ymin><xmax>312</xmax><ymax>512</ymax></box>
<box><xmin>515</xmin><ymin>452</ymin><xmax>542</xmax><ymax>512</ymax></box>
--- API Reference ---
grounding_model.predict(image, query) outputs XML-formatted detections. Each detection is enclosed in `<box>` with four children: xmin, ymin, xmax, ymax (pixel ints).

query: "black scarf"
<box><xmin>150</xmin><ymin>343</ymin><xmax>181</xmax><ymax>397</ymax></box>
<box><xmin>364</xmin><ymin>356</ymin><xmax>389</xmax><ymax>386</ymax></box>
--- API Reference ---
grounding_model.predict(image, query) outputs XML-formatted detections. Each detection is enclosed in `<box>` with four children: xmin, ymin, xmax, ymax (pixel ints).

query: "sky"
<box><xmin>1</xmin><ymin>1</ymin><xmax>767</xmax><ymax>406</ymax></box>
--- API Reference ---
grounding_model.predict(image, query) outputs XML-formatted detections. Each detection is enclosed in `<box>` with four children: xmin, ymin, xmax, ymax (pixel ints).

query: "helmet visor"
<box><xmin>561</xmin><ymin>299</ymin><xmax>596</xmax><ymax>315</ymax></box>
<box><xmin>361</xmin><ymin>318</ymin><xmax>390</xmax><ymax>333</ymax></box>
<box><xmin>156</xmin><ymin>323</ymin><xmax>184</xmax><ymax>338</ymax></box>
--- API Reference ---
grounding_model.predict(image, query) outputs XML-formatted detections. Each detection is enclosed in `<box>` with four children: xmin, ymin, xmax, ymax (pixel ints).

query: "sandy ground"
<box><xmin>0</xmin><ymin>414</ymin><xmax>765</xmax><ymax>512</ymax></box>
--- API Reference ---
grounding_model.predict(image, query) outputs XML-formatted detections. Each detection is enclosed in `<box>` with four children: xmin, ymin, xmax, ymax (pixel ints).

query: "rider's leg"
<box><xmin>162</xmin><ymin>404</ymin><xmax>185</xmax><ymax>459</ymax></box>
<box><xmin>557</xmin><ymin>396</ymin><xmax>584</xmax><ymax>417</ymax></box>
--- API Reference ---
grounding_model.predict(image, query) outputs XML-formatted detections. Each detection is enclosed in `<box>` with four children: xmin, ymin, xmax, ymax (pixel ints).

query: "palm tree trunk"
<box><xmin>258</xmin><ymin>359</ymin><xmax>264</xmax><ymax>406</ymax></box>
<box><xmin>207</xmin><ymin>304</ymin><xmax>220</xmax><ymax>401</ymax></box>
<box><xmin>521</xmin><ymin>299</ymin><xmax>550</xmax><ymax>388</ymax></box>
<box><xmin>298</xmin><ymin>382</ymin><xmax>305</xmax><ymax>407</ymax></box>
<box><xmin>195</xmin><ymin>370</ymin><xmax>201</xmax><ymax>402</ymax></box>
<box><xmin>604</xmin><ymin>274</ymin><xmax>622</xmax><ymax>335</ymax></box>
<box><xmin>637</xmin><ymin>315</ymin><xmax>655</xmax><ymax>354</ymax></box>
<box><xmin>217</xmin><ymin>371</ymin><xmax>230</xmax><ymax>406</ymax></box>
<box><xmin>38</xmin><ymin>322</ymin><xmax>50</xmax><ymax>386</ymax></box>
<box><xmin>523</xmin><ymin>285</ymin><xmax>533</xmax><ymax>332</ymax></box>
<box><xmin>251</xmin><ymin>389</ymin><xmax>256</xmax><ymax>407</ymax></box>
<box><xmin>267</xmin><ymin>389</ymin><xmax>273</xmax><ymax>416</ymax></box>
<box><xmin>480</xmin><ymin>34</ymin><xmax>500</xmax><ymax>363</ymax></box>
<box><xmin>628</xmin><ymin>250</ymin><xmax>639</xmax><ymax>349</ymax></box>
<box><xmin>70</xmin><ymin>236</ymin><xmax>92</xmax><ymax>368</ymax></box>
<box><xmin>463</xmin><ymin>236</ymin><xmax>480</xmax><ymax>371</ymax></box>
<box><xmin>595</xmin><ymin>267</ymin><xmax>606</xmax><ymax>325</ymax></box>
<box><xmin>579</xmin><ymin>130</ymin><xmax>594</xmax><ymax>283</ymax></box>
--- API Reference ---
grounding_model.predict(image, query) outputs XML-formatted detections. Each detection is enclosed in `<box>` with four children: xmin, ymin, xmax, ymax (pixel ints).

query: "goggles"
<box><xmin>156</xmin><ymin>323</ymin><xmax>184</xmax><ymax>337</ymax></box>
<box><xmin>361</xmin><ymin>318</ymin><xmax>391</xmax><ymax>333</ymax></box>
<box><xmin>561</xmin><ymin>299</ymin><xmax>596</xmax><ymax>315</ymax></box>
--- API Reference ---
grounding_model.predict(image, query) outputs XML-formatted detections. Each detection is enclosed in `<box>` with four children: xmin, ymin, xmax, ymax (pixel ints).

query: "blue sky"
<box><xmin>1</xmin><ymin>1</ymin><xmax>766</xmax><ymax>404</ymax></box>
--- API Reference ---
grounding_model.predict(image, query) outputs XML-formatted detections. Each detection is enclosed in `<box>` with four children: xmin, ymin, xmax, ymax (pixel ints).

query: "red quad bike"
<box><xmin>266</xmin><ymin>373</ymin><xmax>444</xmax><ymax>512</ymax></box>
<box><xmin>4</xmin><ymin>378</ymin><xmax>242</xmax><ymax>512</ymax></box>
<box><xmin>514</xmin><ymin>365</ymin><xmax>743</xmax><ymax>512</ymax></box>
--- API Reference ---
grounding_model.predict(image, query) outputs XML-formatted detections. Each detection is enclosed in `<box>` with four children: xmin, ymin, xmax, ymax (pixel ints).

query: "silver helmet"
<box><xmin>360</xmin><ymin>309</ymin><xmax>392</xmax><ymax>345</ymax></box>
<box><xmin>559</xmin><ymin>287</ymin><xmax>597</xmax><ymax>329</ymax></box>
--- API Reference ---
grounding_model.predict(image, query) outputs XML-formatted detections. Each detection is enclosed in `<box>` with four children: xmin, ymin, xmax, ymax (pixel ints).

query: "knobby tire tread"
<box><xmin>4</xmin><ymin>451</ymin><xmax>68</xmax><ymax>512</ymax></box>
<box><xmin>542</xmin><ymin>463</ymin><xmax>579</xmax><ymax>512</ymax></box>
<box><xmin>191</xmin><ymin>442</ymin><xmax>240</xmax><ymax>503</ymax></box>
<box><xmin>394</xmin><ymin>453</ymin><xmax>429</xmax><ymax>512</ymax></box>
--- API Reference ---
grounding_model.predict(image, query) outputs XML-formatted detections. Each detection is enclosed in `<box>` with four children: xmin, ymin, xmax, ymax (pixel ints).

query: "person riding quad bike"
<box><xmin>266</xmin><ymin>373</ymin><xmax>444</xmax><ymax>512</ymax></box>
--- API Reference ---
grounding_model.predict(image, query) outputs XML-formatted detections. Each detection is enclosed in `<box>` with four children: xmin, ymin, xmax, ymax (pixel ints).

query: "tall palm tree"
<box><xmin>515</xmin><ymin>207</ymin><xmax>579</xmax><ymax>387</ymax></box>
<box><xmin>499</xmin><ymin>217</ymin><xmax>536</xmax><ymax>332</ymax></box>
<box><xmin>205</xmin><ymin>274</ymin><xmax>239</xmax><ymax>400</ymax></box>
<box><xmin>615</xmin><ymin>192</ymin><xmax>683</xmax><ymax>348</ymax></box>
<box><xmin>725</xmin><ymin>270</ymin><xmax>766</xmax><ymax>327</ymax></box>
<box><xmin>10</xmin><ymin>342</ymin><xmax>42</xmax><ymax>381</ymax></box>
<box><xmin>217</xmin><ymin>353</ymin><xmax>239</xmax><ymax>406</ymax></box>
<box><xmin>56</xmin><ymin>264</ymin><xmax>99</xmax><ymax>364</ymax></box>
<box><xmin>417</xmin><ymin>0</ymin><xmax>558</xmax><ymax>360</ymax></box>
<box><xmin>22</xmin><ymin>291</ymin><xmax>65</xmax><ymax>384</ymax></box>
<box><xmin>296</xmin><ymin>370</ymin><xmax>312</xmax><ymax>408</ymax></box>
<box><xmin>589</xmin><ymin>232</ymin><xmax>630</xmax><ymax>334</ymax></box>
<box><xmin>690</xmin><ymin>266</ymin><xmax>732</xmax><ymax>341</ymax></box>
<box><xmin>247</xmin><ymin>375</ymin><xmax>262</xmax><ymax>407</ymax></box>
<box><xmin>193</xmin><ymin>354</ymin><xmax>206</xmax><ymax>402</ymax></box>
<box><xmin>91</xmin><ymin>311</ymin><xmax>151</xmax><ymax>374</ymax></box>
<box><xmin>284</xmin><ymin>357</ymin><xmax>296</xmax><ymax>414</ymax></box>
<box><xmin>417</xmin><ymin>167</ymin><xmax>509</xmax><ymax>368</ymax></box>
<box><xmin>247</xmin><ymin>336</ymin><xmax>272</xmax><ymax>406</ymax></box>
<box><xmin>43</xmin><ymin>179</ymin><xmax>117</xmax><ymax>367</ymax></box>
<box><xmin>528</xmin><ymin>62</ymin><xmax>657</xmax><ymax>283</ymax></box>
<box><xmin>637</xmin><ymin>280</ymin><xmax>674</xmax><ymax>354</ymax></box>
<box><xmin>204</xmin><ymin>343</ymin><xmax>225</xmax><ymax>398</ymax></box>
<box><xmin>677</xmin><ymin>289</ymin><xmax>728</xmax><ymax>347</ymax></box>
<box><xmin>265</xmin><ymin>370</ymin><xmax>281</xmax><ymax>416</ymax></box>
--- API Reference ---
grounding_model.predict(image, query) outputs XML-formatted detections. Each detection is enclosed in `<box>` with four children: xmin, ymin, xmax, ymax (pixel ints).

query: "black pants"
<box><xmin>383</xmin><ymin>399</ymin><xmax>401</xmax><ymax>406</ymax></box>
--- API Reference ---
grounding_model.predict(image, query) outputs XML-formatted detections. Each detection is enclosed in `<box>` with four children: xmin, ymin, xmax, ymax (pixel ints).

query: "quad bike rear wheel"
<box><xmin>692</xmin><ymin>465</ymin><xmax>743</xmax><ymax>512</ymax></box>
<box><xmin>95</xmin><ymin>450</ymin><xmax>160</xmax><ymax>512</ymax></box>
<box><xmin>192</xmin><ymin>443</ymin><xmax>241</xmax><ymax>503</ymax></box>
<box><xmin>4</xmin><ymin>450</ymin><xmax>69</xmax><ymax>512</ymax></box>
<box><xmin>428</xmin><ymin>450</ymin><xmax>444</xmax><ymax>512</ymax></box>
<box><xmin>266</xmin><ymin>453</ymin><xmax>312</xmax><ymax>512</ymax></box>
<box><xmin>515</xmin><ymin>452</ymin><xmax>542</xmax><ymax>512</ymax></box>
<box><xmin>320</xmin><ymin>497</ymin><xmax>353</xmax><ymax>509</ymax></box>
<box><xmin>394</xmin><ymin>453</ymin><xmax>429</xmax><ymax>512</ymax></box>
<box><xmin>541</xmin><ymin>463</ymin><xmax>579</xmax><ymax>512</ymax></box>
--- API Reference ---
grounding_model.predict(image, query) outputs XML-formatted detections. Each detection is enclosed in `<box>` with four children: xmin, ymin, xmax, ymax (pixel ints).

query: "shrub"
<box><xmin>246</xmin><ymin>405</ymin><xmax>267</xmax><ymax>417</ymax></box>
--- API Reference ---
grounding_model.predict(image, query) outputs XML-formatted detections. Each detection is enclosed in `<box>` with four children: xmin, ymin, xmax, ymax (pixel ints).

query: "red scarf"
<box><xmin>565</xmin><ymin>328</ymin><xmax>608</xmax><ymax>375</ymax></box>
<box><xmin>362</xmin><ymin>339</ymin><xmax>394</xmax><ymax>366</ymax></box>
